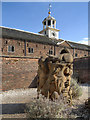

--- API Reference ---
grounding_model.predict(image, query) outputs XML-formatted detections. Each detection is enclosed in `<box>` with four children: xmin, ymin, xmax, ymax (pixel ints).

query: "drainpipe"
<box><xmin>54</xmin><ymin>45</ymin><xmax>56</xmax><ymax>56</ymax></box>
<box><xmin>24</xmin><ymin>40</ymin><xmax>26</xmax><ymax>56</ymax></box>
<box><xmin>73</xmin><ymin>48</ymin><xmax>75</xmax><ymax>58</ymax></box>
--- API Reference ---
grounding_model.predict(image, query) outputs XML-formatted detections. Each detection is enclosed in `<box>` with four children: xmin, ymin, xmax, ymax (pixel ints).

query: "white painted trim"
<box><xmin>57</xmin><ymin>40</ymin><xmax>65</xmax><ymax>45</ymax></box>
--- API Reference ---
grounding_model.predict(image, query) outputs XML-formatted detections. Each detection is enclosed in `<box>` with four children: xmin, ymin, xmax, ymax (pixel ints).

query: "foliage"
<box><xmin>25</xmin><ymin>94</ymin><xmax>71</xmax><ymax>119</ymax></box>
<box><xmin>25</xmin><ymin>78</ymin><xmax>82</xmax><ymax>119</ymax></box>
<box><xmin>70</xmin><ymin>78</ymin><xmax>82</xmax><ymax>99</ymax></box>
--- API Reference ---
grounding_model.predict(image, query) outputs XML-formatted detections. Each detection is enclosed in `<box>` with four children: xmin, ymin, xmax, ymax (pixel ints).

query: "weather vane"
<box><xmin>48</xmin><ymin>4</ymin><xmax>52</xmax><ymax>15</ymax></box>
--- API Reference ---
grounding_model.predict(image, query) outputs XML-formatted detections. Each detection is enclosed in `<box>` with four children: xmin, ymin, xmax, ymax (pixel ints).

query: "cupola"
<box><xmin>39</xmin><ymin>4</ymin><xmax>60</xmax><ymax>39</ymax></box>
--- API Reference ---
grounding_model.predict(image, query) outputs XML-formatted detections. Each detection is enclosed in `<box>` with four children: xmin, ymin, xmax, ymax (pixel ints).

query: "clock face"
<box><xmin>52</xmin><ymin>32</ymin><xmax>56</xmax><ymax>37</ymax></box>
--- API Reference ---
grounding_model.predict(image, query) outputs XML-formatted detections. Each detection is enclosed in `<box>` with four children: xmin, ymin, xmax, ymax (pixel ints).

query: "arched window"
<box><xmin>60</xmin><ymin>49</ymin><xmax>69</xmax><ymax>54</ymax></box>
<box><xmin>48</xmin><ymin>20</ymin><xmax>51</xmax><ymax>26</ymax></box>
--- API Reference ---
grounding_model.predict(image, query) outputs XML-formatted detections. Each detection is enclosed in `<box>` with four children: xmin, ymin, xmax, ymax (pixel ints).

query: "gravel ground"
<box><xmin>1</xmin><ymin>88</ymin><xmax>37</xmax><ymax>104</ymax></box>
<box><xmin>77</xmin><ymin>84</ymin><xmax>89</xmax><ymax>101</ymax></box>
<box><xmin>70</xmin><ymin>84</ymin><xmax>89</xmax><ymax>119</ymax></box>
<box><xmin>0</xmin><ymin>84</ymin><xmax>89</xmax><ymax>119</ymax></box>
<box><xmin>1</xmin><ymin>84</ymin><xmax>89</xmax><ymax>104</ymax></box>
<box><xmin>0</xmin><ymin>88</ymin><xmax>37</xmax><ymax>119</ymax></box>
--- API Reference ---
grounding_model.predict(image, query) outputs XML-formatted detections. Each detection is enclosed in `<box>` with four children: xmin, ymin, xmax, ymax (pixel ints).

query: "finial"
<box><xmin>48</xmin><ymin>4</ymin><xmax>52</xmax><ymax>15</ymax></box>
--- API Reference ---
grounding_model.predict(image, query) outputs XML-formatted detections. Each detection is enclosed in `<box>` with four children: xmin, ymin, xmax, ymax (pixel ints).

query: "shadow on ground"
<box><xmin>2</xmin><ymin>103</ymin><xmax>26</xmax><ymax>114</ymax></box>
<box><xmin>71</xmin><ymin>103</ymin><xmax>89</xmax><ymax>119</ymax></box>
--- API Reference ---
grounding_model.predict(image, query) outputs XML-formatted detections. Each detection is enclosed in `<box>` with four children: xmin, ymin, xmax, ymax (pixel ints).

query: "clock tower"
<box><xmin>39</xmin><ymin>4</ymin><xmax>60</xmax><ymax>39</ymax></box>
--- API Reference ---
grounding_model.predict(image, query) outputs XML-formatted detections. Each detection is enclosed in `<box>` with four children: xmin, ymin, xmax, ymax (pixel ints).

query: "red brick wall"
<box><xmin>73</xmin><ymin>56</ymin><xmax>90</xmax><ymax>83</ymax></box>
<box><xmin>55</xmin><ymin>46</ymin><xmax>62</xmax><ymax>56</ymax></box>
<box><xmin>1</xmin><ymin>38</ymin><xmax>25</xmax><ymax>56</ymax></box>
<box><xmin>74</xmin><ymin>49</ymin><xmax>88</xmax><ymax>58</ymax></box>
<box><xmin>26</xmin><ymin>42</ymin><xmax>54</xmax><ymax>58</ymax></box>
<box><xmin>2</xmin><ymin>57</ymin><xmax>38</xmax><ymax>91</ymax></box>
<box><xmin>60</xmin><ymin>42</ymin><xmax>71</xmax><ymax>47</ymax></box>
<box><xmin>2</xmin><ymin>56</ymin><xmax>90</xmax><ymax>91</ymax></box>
<box><xmin>1</xmin><ymin>37</ymin><xmax>90</xmax><ymax>91</ymax></box>
<box><xmin>0</xmin><ymin>57</ymin><xmax>2</xmax><ymax>90</ymax></box>
<box><xmin>1</xmin><ymin>38</ymin><xmax>55</xmax><ymax>58</ymax></box>
<box><xmin>1</xmin><ymin>38</ymin><xmax>89</xmax><ymax>58</ymax></box>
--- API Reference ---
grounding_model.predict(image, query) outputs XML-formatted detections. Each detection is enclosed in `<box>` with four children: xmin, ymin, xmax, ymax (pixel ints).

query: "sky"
<box><xmin>2</xmin><ymin>2</ymin><xmax>88</xmax><ymax>45</ymax></box>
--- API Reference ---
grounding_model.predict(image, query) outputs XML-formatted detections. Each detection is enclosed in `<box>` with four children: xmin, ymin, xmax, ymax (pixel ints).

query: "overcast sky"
<box><xmin>2</xmin><ymin>2</ymin><xmax>88</xmax><ymax>45</ymax></box>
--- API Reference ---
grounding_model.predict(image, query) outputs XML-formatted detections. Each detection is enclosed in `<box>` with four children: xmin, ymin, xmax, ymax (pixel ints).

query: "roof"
<box><xmin>67</xmin><ymin>41</ymin><xmax>90</xmax><ymax>51</ymax></box>
<box><xmin>56</xmin><ymin>39</ymin><xmax>90</xmax><ymax>50</ymax></box>
<box><xmin>0</xmin><ymin>26</ymin><xmax>57</xmax><ymax>45</ymax></box>
<box><xmin>0</xmin><ymin>26</ymin><xmax>90</xmax><ymax>51</ymax></box>
<box><xmin>43</xmin><ymin>15</ymin><xmax>56</xmax><ymax>23</ymax></box>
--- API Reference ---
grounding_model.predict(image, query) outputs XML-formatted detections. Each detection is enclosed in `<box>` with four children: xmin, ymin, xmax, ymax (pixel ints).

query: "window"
<box><xmin>36</xmin><ymin>44</ymin><xmax>38</xmax><ymax>47</ymax></box>
<box><xmin>18</xmin><ymin>42</ymin><xmax>20</xmax><ymax>46</ymax></box>
<box><xmin>48</xmin><ymin>20</ymin><xmax>51</xmax><ymax>26</ymax></box>
<box><xmin>27</xmin><ymin>43</ymin><xmax>29</xmax><ymax>47</ymax></box>
<box><xmin>44</xmin><ymin>21</ymin><xmax>46</xmax><ymax>25</ymax></box>
<box><xmin>44</xmin><ymin>46</ymin><xmax>46</xmax><ymax>49</ymax></box>
<box><xmin>75</xmin><ymin>53</ymin><xmax>77</xmax><ymax>57</ymax></box>
<box><xmin>8</xmin><ymin>46</ymin><xmax>15</xmax><ymax>52</ymax></box>
<box><xmin>40</xmin><ymin>51</ymin><xmax>41</xmax><ymax>54</ymax></box>
<box><xmin>49</xmin><ymin>50</ymin><xmax>53</xmax><ymax>55</ymax></box>
<box><xmin>23</xmin><ymin>50</ymin><xmax>24</xmax><ymax>53</ymax></box>
<box><xmin>53</xmin><ymin>20</ymin><xmax>54</xmax><ymax>24</ymax></box>
<box><xmin>52</xmin><ymin>21</ymin><xmax>55</xmax><ymax>28</ymax></box>
<box><xmin>28</xmin><ymin>48</ymin><xmax>34</xmax><ymax>53</ymax></box>
<box><xmin>5</xmin><ymin>41</ymin><xmax>7</xmax><ymax>44</ymax></box>
<box><xmin>1</xmin><ymin>48</ymin><xmax>3</xmax><ymax>52</ymax></box>
<box><xmin>45</xmin><ymin>31</ymin><xmax>46</xmax><ymax>34</ymax></box>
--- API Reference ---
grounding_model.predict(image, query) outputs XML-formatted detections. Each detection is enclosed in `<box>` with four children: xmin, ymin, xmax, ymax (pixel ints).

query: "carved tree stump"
<box><xmin>37</xmin><ymin>48</ymin><xmax>73</xmax><ymax>103</ymax></box>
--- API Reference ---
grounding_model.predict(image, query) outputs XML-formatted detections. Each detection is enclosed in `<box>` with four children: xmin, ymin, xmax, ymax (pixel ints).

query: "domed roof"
<box><xmin>43</xmin><ymin>15</ymin><xmax>56</xmax><ymax>23</ymax></box>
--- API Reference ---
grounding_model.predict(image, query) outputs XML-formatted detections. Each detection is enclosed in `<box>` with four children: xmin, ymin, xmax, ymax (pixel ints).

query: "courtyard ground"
<box><xmin>0</xmin><ymin>83</ymin><xmax>89</xmax><ymax>119</ymax></box>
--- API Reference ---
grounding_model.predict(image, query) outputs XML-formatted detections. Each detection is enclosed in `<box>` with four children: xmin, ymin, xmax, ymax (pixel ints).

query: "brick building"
<box><xmin>0</xmin><ymin>26</ymin><xmax>90</xmax><ymax>58</ymax></box>
<box><xmin>0</xmin><ymin>8</ymin><xmax>90</xmax><ymax>91</ymax></box>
